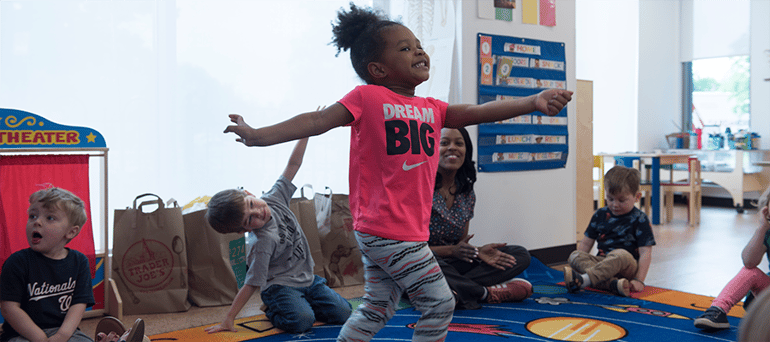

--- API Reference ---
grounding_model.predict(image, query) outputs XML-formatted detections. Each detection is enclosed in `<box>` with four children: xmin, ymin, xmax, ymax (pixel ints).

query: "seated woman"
<box><xmin>429</xmin><ymin>127</ymin><xmax>533</xmax><ymax>310</ymax></box>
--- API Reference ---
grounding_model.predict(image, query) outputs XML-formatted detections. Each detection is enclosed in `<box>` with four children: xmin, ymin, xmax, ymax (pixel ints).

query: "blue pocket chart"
<box><xmin>477</xmin><ymin>33</ymin><xmax>567</xmax><ymax>172</ymax></box>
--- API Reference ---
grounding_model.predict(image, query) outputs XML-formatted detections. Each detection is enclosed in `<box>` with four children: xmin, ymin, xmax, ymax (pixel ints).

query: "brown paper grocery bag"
<box><xmin>112</xmin><ymin>194</ymin><xmax>191</xmax><ymax>315</ymax></box>
<box><xmin>290</xmin><ymin>185</ymin><xmax>325</xmax><ymax>278</ymax></box>
<box><xmin>182</xmin><ymin>202</ymin><xmax>245</xmax><ymax>307</ymax></box>
<box><xmin>315</xmin><ymin>191</ymin><xmax>364</xmax><ymax>288</ymax></box>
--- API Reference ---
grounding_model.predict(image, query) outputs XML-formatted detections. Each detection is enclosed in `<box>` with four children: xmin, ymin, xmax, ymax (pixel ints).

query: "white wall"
<box><xmin>576</xmin><ymin>0</ymin><xmax>639</xmax><ymax>154</ymax></box>
<box><xmin>637</xmin><ymin>0</ymin><xmax>681</xmax><ymax>152</ymax></box>
<box><xmin>455</xmin><ymin>1</ymin><xmax>577</xmax><ymax>250</ymax></box>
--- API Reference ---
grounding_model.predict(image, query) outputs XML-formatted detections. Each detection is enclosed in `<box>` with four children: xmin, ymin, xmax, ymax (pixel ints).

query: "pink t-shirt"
<box><xmin>338</xmin><ymin>85</ymin><xmax>448</xmax><ymax>241</ymax></box>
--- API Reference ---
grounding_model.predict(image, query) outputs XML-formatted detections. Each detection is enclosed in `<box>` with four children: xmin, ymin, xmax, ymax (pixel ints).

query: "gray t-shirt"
<box><xmin>245</xmin><ymin>175</ymin><xmax>315</xmax><ymax>290</ymax></box>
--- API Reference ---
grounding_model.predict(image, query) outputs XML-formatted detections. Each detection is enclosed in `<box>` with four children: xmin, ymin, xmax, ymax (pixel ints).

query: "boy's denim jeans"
<box><xmin>260</xmin><ymin>275</ymin><xmax>351</xmax><ymax>333</ymax></box>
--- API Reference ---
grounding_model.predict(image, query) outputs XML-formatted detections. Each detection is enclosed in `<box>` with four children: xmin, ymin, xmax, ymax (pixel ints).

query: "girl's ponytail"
<box><xmin>330</xmin><ymin>3</ymin><xmax>399</xmax><ymax>84</ymax></box>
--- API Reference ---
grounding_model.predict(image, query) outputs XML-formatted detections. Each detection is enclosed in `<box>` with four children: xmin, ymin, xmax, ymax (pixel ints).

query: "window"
<box><xmin>685</xmin><ymin>56</ymin><xmax>750</xmax><ymax>149</ymax></box>
<box><xmin>681</xmin><ymin>0</ymin><xmax>751</xmax><ymax>150</ymax></box>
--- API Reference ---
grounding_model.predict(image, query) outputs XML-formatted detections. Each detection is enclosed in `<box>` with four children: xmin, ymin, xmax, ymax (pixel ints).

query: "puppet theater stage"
<box><xmin>0</xmin><ymin>109</ymin><xmax>115</xmax><ymax>322</ymax></box>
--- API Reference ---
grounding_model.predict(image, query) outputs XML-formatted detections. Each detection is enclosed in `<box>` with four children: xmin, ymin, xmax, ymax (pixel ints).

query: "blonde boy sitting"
<box><xmin>564</xmin><ymin>165</ymin><xmax>656</xmax><ymax>297</ymax></box>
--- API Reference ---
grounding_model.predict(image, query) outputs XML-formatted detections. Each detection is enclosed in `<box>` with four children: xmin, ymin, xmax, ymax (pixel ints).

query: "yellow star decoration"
<box><xmin>87</xmin><ymin>132</ymin><xmax>96</xmax><ymax>143</ymax></box>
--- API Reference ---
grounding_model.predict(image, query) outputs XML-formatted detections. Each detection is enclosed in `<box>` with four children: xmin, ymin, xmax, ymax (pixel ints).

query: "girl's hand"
<box><xmin>452</xmin><ymin>235</ymin><xmax>478</xmax><ymax>263</ymax></box>
<box><xmin>760</xmin><ymin>206</ymin><xmax>770</xmax><ymax>231</ymax></box>
<box><xmin>630</xmin><ymin>279</ymin><xmax>645</xmax><ymax>292</ymax></box>
<box><xmin>534</xmin><ymin>89</ymin><xmax>573</xmax><ymax>116</ymax></box>
<box><xmin>205</xmin><ymin>320</ymin><xmax>237</xmax><ymax>334</ymax></box>
<box><xmin>478</xmin><ymin>243</ymin><xmax>517</xmax><ymax>270</ymax></box>
<box><xmin>224</xmin><ymin>114</ymin><xmax>257</xmax><ymax>145</ymax></box>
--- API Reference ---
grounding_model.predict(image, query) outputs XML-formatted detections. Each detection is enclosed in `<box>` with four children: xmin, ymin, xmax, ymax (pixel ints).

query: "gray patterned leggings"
<box><xmin>336</xmin><ymin>232</ymin><xmax>455</xmax><ymax>342</ymax></box>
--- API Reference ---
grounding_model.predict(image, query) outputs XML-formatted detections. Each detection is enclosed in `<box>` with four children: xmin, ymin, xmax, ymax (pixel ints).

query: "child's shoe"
<box><xmin>124</xmin><ymin>318</ymin><xmax>146</xmax><ymax>342</ymax></box>
<box><xmin>95</xmin><ymin>316</ymin><xmax>125</xmax><ymax>341</ymax></box>
<box><xmin>486</xmin><ymin>278</ymin><xmax>533</xmax><ymax>303</ymax></box>
<box><xmin>95</xmin><ymin>317</ymin><xmax>149</xmax><ymax>342</ymax></box>
<box><xmin>694</xmin><ymin>306</ymin><xmax>730</xmax><ymax>330</ymax></box>
<box><xmin>563</xmin><ymin>266</ymin><xmax>583</xmax><ymax>293</ymax></box>
<box><xmin>609</xmin><ymin>278</ymin><xmax>631</xmax><ymax>297</ymax></box>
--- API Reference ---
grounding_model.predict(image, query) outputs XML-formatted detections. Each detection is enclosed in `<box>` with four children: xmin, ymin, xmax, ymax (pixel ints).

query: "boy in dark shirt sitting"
<box><xmin>564</xmin><ymin>165</ymin><xmax>656</xmax><ymax>297</ymax></box>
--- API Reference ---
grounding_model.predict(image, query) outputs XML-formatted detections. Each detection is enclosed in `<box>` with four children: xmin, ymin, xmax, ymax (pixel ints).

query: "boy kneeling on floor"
<box><xmin>204</xmin><ymin>138</ymin><xmax>351</xmax><ymax>334</ymax></box>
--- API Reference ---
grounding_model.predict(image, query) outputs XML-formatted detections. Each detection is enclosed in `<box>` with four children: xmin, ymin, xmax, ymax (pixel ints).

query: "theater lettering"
<box><xmin>0</xmin><ymin>130</ymin><xmax>79</xmax><ymax>145</ymax></box>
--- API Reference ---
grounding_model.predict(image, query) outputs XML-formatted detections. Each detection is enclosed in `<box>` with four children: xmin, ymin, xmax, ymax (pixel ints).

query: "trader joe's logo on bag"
<box><xmin>122</xmin><ymin>239</ymin><xmax>174</xmax><ymax>289</ymax></box>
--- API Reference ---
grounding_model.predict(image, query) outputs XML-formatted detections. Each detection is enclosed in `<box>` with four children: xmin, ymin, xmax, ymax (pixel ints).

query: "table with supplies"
<box><xmin>597</xmin><ymin>152</ymin><xmax>694</xmax><ymax>225</ymax></box>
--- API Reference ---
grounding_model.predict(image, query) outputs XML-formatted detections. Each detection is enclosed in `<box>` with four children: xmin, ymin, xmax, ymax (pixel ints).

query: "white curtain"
<box><xmin>681</xmin><ymin>0</ymin><xmax>750</xmax><ymax>61</ymax></box>
<box><xmin>392</xmin><ymin>0</ymin><xmax>456</xmax><ymax>102</ymax></box>
<box><xmin>0</xmin><ymin>0</ymin><xmax>376</xmax><ymax>249</ymax></box>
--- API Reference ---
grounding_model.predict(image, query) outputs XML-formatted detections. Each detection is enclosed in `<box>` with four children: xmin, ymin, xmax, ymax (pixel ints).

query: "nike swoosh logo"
<box><xmin>402</xmin><ymin>161</ymin><xmax>427</xmax><ymax>171</ymax></box>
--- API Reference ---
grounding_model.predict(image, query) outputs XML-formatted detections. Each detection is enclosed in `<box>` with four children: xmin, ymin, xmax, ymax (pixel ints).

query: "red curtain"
<box><xmin>0</xmin><ymin>155</ymin><xmax>96</xmax><ymax>277</ymax></box>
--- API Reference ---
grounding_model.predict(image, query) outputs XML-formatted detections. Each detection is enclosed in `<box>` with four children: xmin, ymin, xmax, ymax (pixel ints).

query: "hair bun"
<box><xmin>331</xmin><ymin>3</ymin><xmax>385</xmax><ymax>54</ymax></box>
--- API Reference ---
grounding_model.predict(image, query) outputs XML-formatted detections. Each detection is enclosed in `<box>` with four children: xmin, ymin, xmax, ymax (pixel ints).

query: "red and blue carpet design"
<box><xmin>150</xmin><ymin>257</ymin><xmax>742</xmax><ymax>341</ymax></box>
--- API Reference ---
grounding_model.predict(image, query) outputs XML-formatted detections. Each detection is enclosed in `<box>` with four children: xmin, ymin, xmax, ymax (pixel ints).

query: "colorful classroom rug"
<box><xmin>150</xmin><ymin>258</ymin><xmax>741</xmax><ymax>341</ymax></box>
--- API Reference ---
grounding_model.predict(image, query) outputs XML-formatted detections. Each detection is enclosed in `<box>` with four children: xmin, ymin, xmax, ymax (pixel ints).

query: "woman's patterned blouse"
<box><xmin>428</xmin><ymin>188</ymin><xmax>476</xmax><ymax>246</ymax></box>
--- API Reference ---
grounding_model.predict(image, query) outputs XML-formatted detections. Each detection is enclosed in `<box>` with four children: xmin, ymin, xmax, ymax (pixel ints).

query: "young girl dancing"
<box><xmin>695</xmin><ymin>185</ymin><xmax>770</xmax><ymax>330</ymax></box>
<box><xmin>222</xmin><ymin>4</ymin><xmax>572</xmax><ymax>341</ymax></box>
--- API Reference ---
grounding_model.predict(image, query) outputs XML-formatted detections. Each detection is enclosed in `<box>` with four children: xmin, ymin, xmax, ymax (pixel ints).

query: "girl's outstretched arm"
<box><xmin>444</xmin><ymin>88</ymin><xmax>572</xmax><ymax>128</ymax></box>
<box><xmin>224</xmin><ymin>103</ymin><xmax>354</xmax><ymax>146</ymax></box>
<box><xmin>742</xmin><ymin>206</ymin><xmax>770</xmax><ymax>268</ymax></box>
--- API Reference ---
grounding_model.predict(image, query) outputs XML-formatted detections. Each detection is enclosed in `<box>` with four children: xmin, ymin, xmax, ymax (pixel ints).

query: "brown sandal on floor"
<box><xmin>95</xmin><ymin>316</ymin><xmax>126</xmax><ymax>341</ymax></box>
<box><xmin>124</xmin><ymin>318</ymin><xmax>145</xmax><ymax>342</ymax></box>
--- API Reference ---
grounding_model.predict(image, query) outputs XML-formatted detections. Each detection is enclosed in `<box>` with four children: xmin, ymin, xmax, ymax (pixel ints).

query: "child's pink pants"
<box><xmin>712</xmin><ymin>266</ymin><xmax>770</xmax><ymax>313</ymax></box>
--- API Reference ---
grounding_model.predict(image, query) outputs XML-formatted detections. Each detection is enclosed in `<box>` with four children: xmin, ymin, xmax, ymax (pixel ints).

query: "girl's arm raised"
<box><xmin>742</xmin><ymin>206</ymin><xmax>770</xmax><ymax>268</ymax></box>
<box><xmin>224</xmin><ymin>103</ymin><xmax>354</xmax><ymax>146</ymax></box>
<box><xmin>444</xmin><ymin>89</ymin><xmax>572</xmax><ymax>128</ymax></box>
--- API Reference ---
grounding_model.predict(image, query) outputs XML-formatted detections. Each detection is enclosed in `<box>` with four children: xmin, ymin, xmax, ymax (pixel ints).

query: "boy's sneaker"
<box><xmin>563</xmin><ymin>266</ymin><xmax>583</xmax><ymax>293</ymax></box>
<box><xmin>486</xmin><ymin>278</ymin><xmax>533</xmax><ymax>303</ymax></box>
<box><xmin>609</xmin><ymin>278</ymin><xmax>631</xmax><ymax>297</ymax></box>
<box><xmin>694</xmin><ymin>306</ymin><xmax>730</xmax><ymax>330</ymax></box>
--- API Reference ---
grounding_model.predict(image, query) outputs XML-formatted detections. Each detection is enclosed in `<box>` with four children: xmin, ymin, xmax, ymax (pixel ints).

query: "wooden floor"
<box><xmin>77</xmin><ymin>202</ymin><xmax>767</xmax><ymax>337</ymax></box>
<box><xmin>646</xmin><ymin>203</ymin><xmax>767</xmax><ymax>297</ymax></box>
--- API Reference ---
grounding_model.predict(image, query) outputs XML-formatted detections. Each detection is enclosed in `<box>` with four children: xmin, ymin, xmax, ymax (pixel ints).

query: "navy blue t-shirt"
<box><xmin>584</xmin><ymin>207</ymin><xmax>656</xmax><ymax>260</ymax></box>
<box><xmin>1</xmin><ymin>248</ymin><xmax>94</xmax><ymax>340</ymax></box>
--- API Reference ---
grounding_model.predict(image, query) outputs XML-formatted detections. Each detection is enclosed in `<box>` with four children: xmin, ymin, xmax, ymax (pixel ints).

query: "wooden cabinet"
<box><xmin>576</xmin><ymin>80</ymin><xmax>594</xmax><ymax>241</ymax></box>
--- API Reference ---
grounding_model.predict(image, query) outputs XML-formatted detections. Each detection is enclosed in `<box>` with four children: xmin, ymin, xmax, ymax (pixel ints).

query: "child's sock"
<box><xmin>581</xmin><ymin>274</ymin><xmax>591</xmax><ymax>288</ymax></box>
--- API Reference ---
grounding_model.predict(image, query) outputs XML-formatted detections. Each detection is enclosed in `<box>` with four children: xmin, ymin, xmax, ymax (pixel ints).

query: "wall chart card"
<box><xmin>477</xmin><ymin>33</ymin><xmax>567</xmax><ymax>172</ymax></box>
